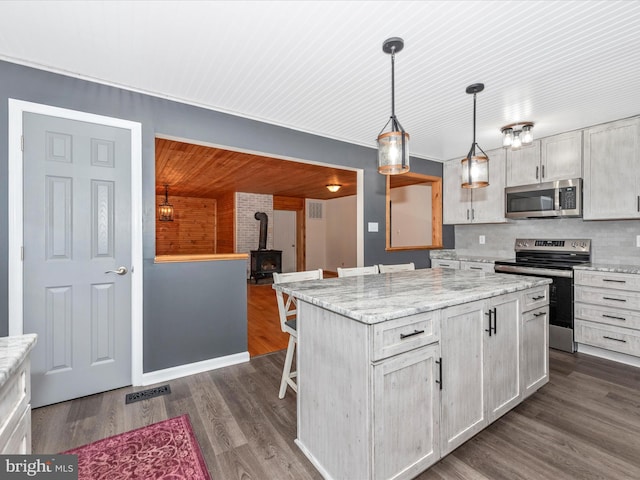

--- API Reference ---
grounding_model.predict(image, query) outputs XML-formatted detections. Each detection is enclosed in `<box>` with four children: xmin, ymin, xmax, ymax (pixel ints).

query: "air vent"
<box><xmin>308</xmin><ymin>202</ymin><xmax>323</xmax><ymax>219</ymax></box>
<box><xmin>125</xmin><ymin>385</ymin><xmax>171</xmax><ymax>404</ymax></box>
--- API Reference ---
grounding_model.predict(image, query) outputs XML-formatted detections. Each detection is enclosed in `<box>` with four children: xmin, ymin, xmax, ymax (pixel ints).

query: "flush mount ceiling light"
<box><xmin>461</xmin><ymin>83</ymin><xmax>489</xmax><ymax>189</ymax></box>
<box><xmin>158</xmin><ymin>184</ymin><xmax>174</xmax><ymax>221</ymax></box>
<box><xmin>377</xmin><ymin>37</ymin><xmax>410</xmax><ymax>175</ymax></box>
<box><xmin>501</xmin><ymin>121</ymin><xmax>535</xmax><ymax>149</ymax></box>
<box><xmin>326</xmin><ymin>184</ymin><xmax>342</xmax><ymax>193</ymax></box>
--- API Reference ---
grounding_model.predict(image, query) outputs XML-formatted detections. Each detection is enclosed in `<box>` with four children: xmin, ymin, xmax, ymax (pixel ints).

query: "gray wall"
<box><xmin>0</xmin><ymin>60</ymin><xmax>453</xmax><ymax>369</ymax></box>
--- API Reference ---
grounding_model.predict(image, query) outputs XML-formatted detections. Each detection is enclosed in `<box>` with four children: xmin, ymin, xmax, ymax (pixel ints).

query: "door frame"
<box><xmin>7</xmin><ymin>99</ymin><xmax>144</xmax><ymax>386</ymax></box>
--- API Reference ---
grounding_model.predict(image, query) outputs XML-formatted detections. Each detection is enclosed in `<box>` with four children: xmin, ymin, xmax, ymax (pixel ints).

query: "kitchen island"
<box><xmin>274</xmin><ymin>268</ymin><xmax>551</xmax><ymax>480</ymax></box>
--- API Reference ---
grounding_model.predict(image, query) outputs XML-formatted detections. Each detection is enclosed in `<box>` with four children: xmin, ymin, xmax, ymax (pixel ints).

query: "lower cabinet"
<box><xmin>521</xmin><ymin>303</ymin><xmax>549</xmax><ymax>398</ymax></box>
<box><xmin>296</xmin><ymin>287</ymin><xmax>549</xmax><ymax>480</ymax></box>
<box><xmin>373</xmin><ymin>343</ymin><xmax>440</xmax><ymax>480</ymax></box>
<box><xmin>440</xmin><ymin>292</ymin><xmax>520</xmax><ymax>455</ymax></box>
<box><xmin>574</xmin><ymin>270</ymin><xmax>640</xmax><ymax>360</ymax></box>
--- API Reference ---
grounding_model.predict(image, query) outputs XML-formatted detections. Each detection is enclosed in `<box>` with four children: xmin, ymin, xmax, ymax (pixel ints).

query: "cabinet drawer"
<box><xmin>575</xmin><ymin>302</ymin><xmax>640</xmax><ymax>330</ymax></box>
<box><xmin>431</xmin><ymin>259</ymin><xmax>460</xmax><ymax>269</ymax></box>
<box><xmin>372</xmin><ymin>312</ymin><xmax>439</xmax><ymax>361</ymax></box>
<box><xmin>1</xmin><ymin>405</ymin><xmax>30</xmax><ymax>454</ymax></box>
<box><xmin>461</xmin><ymin>261</ymin><xmax>494</xmax><ymax>273</ymax></box>
<box><xmin>575</xmin><ymin>286</ymin><xmax>640</xmax><ymax>311</ymax></box>
<box><xmin>575</xmin><ymin>320</ymin><xmax>640</xmax><ymax>357</ymax></box>
<box><xmin>575</xmin><ymin>270</ymin><xmax>640</xmax><ymax>291</ymax></box>
<box><xmin>520</xmin><ymin>286</ymin><xmax>549</xmax><ymax>312</ymax></box>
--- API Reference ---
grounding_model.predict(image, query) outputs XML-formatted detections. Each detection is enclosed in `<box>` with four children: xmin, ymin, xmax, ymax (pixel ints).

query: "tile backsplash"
<box><xmin>453</xmin><ymin>218</ymin><xmax>640</xmax><ymax>265</ymax></box>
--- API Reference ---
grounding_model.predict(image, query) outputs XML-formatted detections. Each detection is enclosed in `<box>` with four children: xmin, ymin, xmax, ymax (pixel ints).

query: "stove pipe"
<box><xmin>254</xmin><ymin>212</ymin><xmax>268</xmax><ymax>250</ymax></box>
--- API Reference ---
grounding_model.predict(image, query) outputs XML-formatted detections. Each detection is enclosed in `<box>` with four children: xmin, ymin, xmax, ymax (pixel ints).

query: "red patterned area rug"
<box><xmin>62</xmin><ymin>414</ymin><xmax>211</xmax><ymax>480</ymax></box>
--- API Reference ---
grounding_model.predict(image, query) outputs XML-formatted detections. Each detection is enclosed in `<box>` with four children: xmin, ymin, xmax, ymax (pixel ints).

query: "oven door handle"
<box><xmin>494</xmin><ymin>264</ymin><xmax>573</xmax><ymax>278</ymax></box>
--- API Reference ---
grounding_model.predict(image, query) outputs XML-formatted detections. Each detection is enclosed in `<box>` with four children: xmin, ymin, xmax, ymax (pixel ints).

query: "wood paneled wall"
<box><xmin>216</xmin><ymin>192</ymin><xmax>235</xmax><ymax>254</ymax></box>
<box><xmin>156</xmin><ymin>195</ymin><xmax>217</xmax><ymax>255</ymax></box>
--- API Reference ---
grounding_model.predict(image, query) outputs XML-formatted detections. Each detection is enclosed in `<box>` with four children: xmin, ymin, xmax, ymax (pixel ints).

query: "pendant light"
<box><xmin>158</xmin><ymin>184</ymin><xmax>174</xmax><ymax>221</ymax></box>
<box><xmin>377</xmin><ymin>37</ymin><xmax>410</xmax><ymax>175</ymax></box>
<box><xmin>461</xmin><ymin>83</ymin><xmax>489</xmax><ymax>189</ymax></box>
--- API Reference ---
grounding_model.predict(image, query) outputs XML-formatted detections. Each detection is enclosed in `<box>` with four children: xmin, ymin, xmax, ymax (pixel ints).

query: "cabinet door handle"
<box><xmin>471</xmin><ymin>209</ymin><xmax>475</xmax><ymax>220</ymax></box>
<box><xmin>533</xmin><ymin>311</ymin><xmax>545</xmax><ymax>317</ymax></box>
<box><xmin>637</xmin><ymin>195</ymin><xmax>639</xmax><ymax>212</ymax></box>
<box><xmin>603</xmin><ymin>279</ymin><xmax>626</xmax><ymax>284</ymax></box>
<box><xmin>602</xmin><ymin>314</ymin><xmax>626</xmax><ymax>321</ymax></box>
<box><xmin>602</xmin><ymin>297</ymin><xmax>627</xmax><ymax>302</ymax></box>
<box><xmin>541</xmin><ymin>165</ymin><xmax>545</xmax><ymax>179</ymax></box>
<box><xmin>492</xmin><ymin>307</ymin><xmax>497</xmax><ymax>335</ymax></box>
<box><xmin>435</xmin><ymin>358</ymin><xmax>442</xmax><ymax>390</ymax></box>
<box><xmin>603</xmin><ymin>335</ymin><xmax>627</xmax><ymax>343</ymax></box>
<box><xmin>466</xmin><ymin>209</ymin><xmax>470</xmax><ymax>220</ymax></box>
<box><xmin>469</xmin><ymin>266</ymin><xmax>483</xmax><ymax>270</ymax></box>
<box><xmin>532</xmin><ymin>295</ymin><xmax>545</xmax><ymax>300</ymax></box>
<box><xmin>536</xmin><ymin>166</ymin><xmax>539</xmax><ymax>180</ymax></box>
<box><xmin>400</xmin><ymin>329</ymin><xmax>424</xmax><ymax>340</ymax></box>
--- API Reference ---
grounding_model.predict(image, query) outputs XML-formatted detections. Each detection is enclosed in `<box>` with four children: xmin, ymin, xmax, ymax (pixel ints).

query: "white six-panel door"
<box><xmin>23</xmin><ymin>113</ymin><xmax>133</xmax><ymax>407</ymax></box>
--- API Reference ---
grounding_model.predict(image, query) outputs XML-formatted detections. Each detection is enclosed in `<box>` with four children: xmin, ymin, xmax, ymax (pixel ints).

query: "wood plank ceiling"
<box><xmin>155</xmin><ymin>138</ymin><xmax>358</xmax><ymax>200</ymax></box>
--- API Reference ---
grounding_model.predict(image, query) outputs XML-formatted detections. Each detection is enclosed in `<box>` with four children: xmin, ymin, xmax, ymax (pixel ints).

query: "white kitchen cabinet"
<box><xmin>373</xmin><ymin>343</ymin><xmax>441</xmax><ymax>480</ymax></box>
<box><xmin>0</xmin><ymin>353</ymin><xmax>32</xmax><ymax>454</ymax></box>
<box><xmin>440</xmin><ymin>292</ymin><xmax>520</xmax><ymax>454</ymax></box>
<box><xmin>506</xmin><ymin>130</ymin><xmax>582</xmax><ymax>187</ymax></box>
<box><xmin>443</xmin><ymin>148</ymin><xmax>506</xmax><ymax>224</ymax></box>
<box><xmin>574</xmin><ymin>270</ymin><xmax>640</xmax><ymax>360</ymax></box>
<box><xmin>505</xmin><ymin>141</ymin><xmax>541</xmax><ymax>187</ymax></box>
<box><xmin>583</xmin><ymin>117</ymin><xmax>640</xmax><ymax>220</ymax></box>
<box><xmin>520</xmin><ymin>286</ymin><xmax>549</xmax><ymax>399</ymax></box>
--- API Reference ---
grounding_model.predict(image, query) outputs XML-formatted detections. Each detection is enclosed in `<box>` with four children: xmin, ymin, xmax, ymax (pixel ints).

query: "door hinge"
<box><xmin>21</xmin><ymin>246</ymin><xmax>24</xmax><ymax>261</ymax></box>
<box><xmin>21</xmin><ymin>135</ymin><xmax>24</xmax><ymax>152</ymax></box>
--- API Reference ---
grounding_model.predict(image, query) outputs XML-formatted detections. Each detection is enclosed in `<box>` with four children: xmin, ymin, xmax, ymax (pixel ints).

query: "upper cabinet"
<box><xmin>506</xmin><ymin>130</ymin><xmax>582</xmax><ymax>187</ymax></box>
<box><xmin>443</xmin><ymin>148</ymin><xmax>506</xmax><ymax>225</ymax></box>
<box><xmin>583</xmin><ymin>117</ymin><xmax>640</xmax><ymax>220</ymax></box>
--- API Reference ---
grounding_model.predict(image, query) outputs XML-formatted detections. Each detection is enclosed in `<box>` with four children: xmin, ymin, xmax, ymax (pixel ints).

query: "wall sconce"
<box><xmin>326</xmin><ymin>184</ymin><xmax>342</xmax><ymax>193</ymax></box>
<box><xmin>501</xmin><ymin>122</ymin><xmax>534</xmax><ymax>149</ymax></box>
<box><xmin>461</xmin><ymin>83</ymin><xmax>489</xmax><ymax>189</ymax></box>
<box><xmin>158</xmin><ymin>184</ymin><xmax>174</xmax><ymax>222</ymax></box>
<box><xmin>377</xmin><ymin>37</ymin><xmax>410</xmax><ymax>175</ymax></box>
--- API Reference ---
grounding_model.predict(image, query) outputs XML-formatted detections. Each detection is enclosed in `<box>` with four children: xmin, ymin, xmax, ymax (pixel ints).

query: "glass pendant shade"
<box><xmin>522</xmin><ymin>125</ymin><xmax>533</xmax><ymax>144</ymax></box>
<box><xmin>461</xmin><ymin>154</ymin><xmax>489</xmax><ymax>189</ymax></box>
<box><xmin>158</xmin><ymin>185</ymin><xmax>174</xmax><ymax>222</ymax></box>
<box><xmin>512</xmin><ymin>130</ymin><xmax>522</xmax><ymax>149</ymax></box>
<box><xmin>377</xmin><ymin>37</ymin><xmax>409</xmax><ymax>175</ymax></box>
<box><xmin>461</xmin><ymin>83</ymin><xmax>489</xmax><ymax>189</ymax></box>
<box><xmin>502</xmin><ymin>128</ymin><xmax>513</xmax><ymax>147</ymax></box>
<box><xmin>377</xmin><ymin>130</ymin><xmax>410</xmax><ymax>175</ymax></box>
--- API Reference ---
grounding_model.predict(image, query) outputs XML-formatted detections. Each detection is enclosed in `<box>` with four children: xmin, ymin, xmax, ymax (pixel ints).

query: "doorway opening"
<box><xmin>154</xmin><ymin>135</ymin><xmax>362</xmax><ymax>357</ymax></box>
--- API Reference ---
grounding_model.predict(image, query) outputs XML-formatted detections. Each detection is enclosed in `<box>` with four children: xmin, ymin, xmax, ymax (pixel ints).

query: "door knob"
<box><xmin>105</xmin><ymin>266</ymin><xmax>128</xmax><ymax>276</ymax></box>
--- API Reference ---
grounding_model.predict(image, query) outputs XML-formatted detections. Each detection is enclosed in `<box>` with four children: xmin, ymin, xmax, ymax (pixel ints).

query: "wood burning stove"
<box><xmin>250</xmin><ymin>212</ymin><xmax>282</xmax><ymax>283</ymax></box>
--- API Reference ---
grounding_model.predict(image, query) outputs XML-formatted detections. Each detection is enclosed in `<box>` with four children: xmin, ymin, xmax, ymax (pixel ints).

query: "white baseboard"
<box><xmin>576</xmin><ymin>343</ymin><xmax>640</xmax><ymax>369</ymax></box>
<box><xmin>139</xmin><ymin>351</ymin><xmax>250</xmax><ymax>386</ymax></box>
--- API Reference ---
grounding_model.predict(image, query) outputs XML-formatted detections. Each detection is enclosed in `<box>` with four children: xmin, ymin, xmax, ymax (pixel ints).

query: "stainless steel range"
<box><xmin>494</xmin><ymin>238</ymin><xmax>592</xmax><ymax>353</ymax></box>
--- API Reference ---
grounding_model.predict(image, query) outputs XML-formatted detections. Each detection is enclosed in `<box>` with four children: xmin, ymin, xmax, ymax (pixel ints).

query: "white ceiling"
<box><xmin>1</xmin><ymin>0</ymin><xmax>639</xmax><ymax>162</ymax></box>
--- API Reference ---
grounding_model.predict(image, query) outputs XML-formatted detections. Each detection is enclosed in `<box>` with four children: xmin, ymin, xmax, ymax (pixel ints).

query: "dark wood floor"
<box><xmin>32</xmin><ymin>348</ymin><xmax>640</xmax><ymax>479</ymax></box>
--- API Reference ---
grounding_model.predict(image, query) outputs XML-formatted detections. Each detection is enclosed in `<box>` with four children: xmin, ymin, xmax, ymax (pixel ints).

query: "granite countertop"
<box><xmin>429</xmin><ymin>250</ymin><xmax>508</xmax><ymax>263</ymax></box>
<box><xmin>574</xmin><ymin>264</ymin><xmax>640</xmax><ymax>275</ymax></box>
<box><xmin>0</xmin><ymin>334</ymin><xmax>37</xmax><ymax>387</ymax></box>
<box><xmin>274</xmin><ymin>269</ymin><xmax>550</xmax><ymax>324</ymax></box>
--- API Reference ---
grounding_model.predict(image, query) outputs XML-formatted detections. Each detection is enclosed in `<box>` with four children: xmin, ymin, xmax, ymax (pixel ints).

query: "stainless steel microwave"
<box><xmin>505</xmin><ymin>178</ymin><xmax>582</xmax><ymax>219</ymax></box>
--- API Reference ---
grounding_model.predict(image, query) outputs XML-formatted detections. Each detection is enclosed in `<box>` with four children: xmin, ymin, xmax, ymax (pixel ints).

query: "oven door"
<box><xmin>494</xmin><ymin>264</ymin><xmax>575</xmax><ymax>352</ymax></box>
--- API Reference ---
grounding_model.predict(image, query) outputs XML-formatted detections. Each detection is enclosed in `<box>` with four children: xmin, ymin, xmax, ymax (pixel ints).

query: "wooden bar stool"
<box><xmin>337</xmin><ymin>265</ymin><xmax>379</xmax><ymax>277</ymax></box>
<box><xmin>272</xmin><ymin>269</ymin><xmax>323</xmax><ymax>399</ymax></box>
<box><xmin>378</xmin><ymin>262</ymin><xmax>415</xmax><ymax>273</ymax></box>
